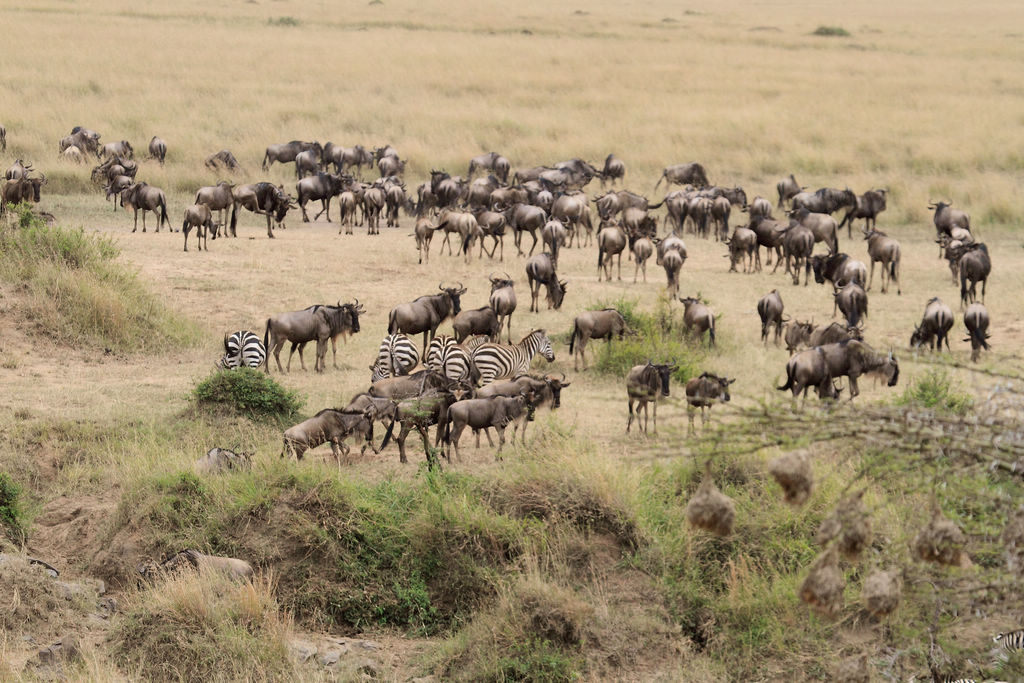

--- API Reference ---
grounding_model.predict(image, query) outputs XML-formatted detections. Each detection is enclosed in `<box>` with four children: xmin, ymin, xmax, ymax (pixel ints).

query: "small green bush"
<box><xmin>192</xmin><ymin>368</ymin><xmax>303</xmax><ymax>423</ymax></box>
<box><xmin>812</xmin><ymin>25</ymin><xmax>851</xmax><ymax>37</ymax></box>
<box><xmin>268</xmin><ymin>16</ymin><xmax>300</xmax><ymax>26</ymax></box>
<box><xmin>0</xmin><ymin>473</ymin><xmax>27</xmax><ymax>543</ymax></box>
<box><xmin>590</xmin><ymin>297</ymin><xmax>700</xmax><ymax>384</ymax></box>
<box><xmin>895</xmin><ymin>369</ymin><xmax>973</xmax><ymax>415</ymax></box>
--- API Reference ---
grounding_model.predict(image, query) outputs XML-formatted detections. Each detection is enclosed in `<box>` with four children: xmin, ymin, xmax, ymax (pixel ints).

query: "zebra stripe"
<box><xmin>426</xmin><ymin>336</ymin><xmax>477</xmax><ymax>384</ymax></box>
<box><xmin>371</xmin><ymin>334</ymin><xmax>420</xmax><ymax>382</ymax></box>
<box><xmin>425</xmin><ymin>335</ymin><xmax>456</xmax><ymax>372</ymax></box>
<box><xmin>220</xmin><ymin>330</ymin><xmax>266</xmax><ymax>369</ymax></box>
<box><xmin>995</xmin><ymin>629</ymin><xmax>1024</xmax><ymax>653</ymax></box>
<box><xmin>471</xmin><ymin>329</ymin><xmax>554</xmax><ymax>385</ymax></box>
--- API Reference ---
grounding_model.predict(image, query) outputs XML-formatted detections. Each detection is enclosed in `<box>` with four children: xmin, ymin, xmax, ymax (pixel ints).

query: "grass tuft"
<box><xmin>0</xmin><ymin>473</ymin><xmax>27</xmax><ymax>544</ymax></box>
<box><xmin>895</xmin><ymin>368</ymin><xmax>973</xmax><ymax>415</ymax></box>
<box><xmin>192</xmin><ymin>368</ymin><xmax>304</xmax><ymax>424</ymax></box>
<box><xmin>812</xmin><ymin>25</ymin><xmax>851</xmax><ymax>37</ymax></box>
<box><xmin>590</xmin><ymin>297</ymin><xmax>701</xmax><ymax>384</ymax></box>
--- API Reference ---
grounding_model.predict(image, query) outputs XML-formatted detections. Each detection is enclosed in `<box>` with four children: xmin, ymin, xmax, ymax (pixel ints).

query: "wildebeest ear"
<box><xmin>728</xmin><ymin>378</ymin><xmax>736</xmax><ymax>384</ymax></box>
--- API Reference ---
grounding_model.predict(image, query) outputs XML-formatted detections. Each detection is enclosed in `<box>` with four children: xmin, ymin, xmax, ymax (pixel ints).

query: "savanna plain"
<box><xmin>1</xmin><ymin>0</ymin><xmax>1023</xmax><ymax>680</ymax></box>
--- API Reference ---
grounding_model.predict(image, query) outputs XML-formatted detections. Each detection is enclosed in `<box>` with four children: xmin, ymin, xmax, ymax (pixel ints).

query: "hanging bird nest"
<box><xmin>768</xmin><ymin>450</ymin><xmax>813</xmax><ymax>505</ymax></box>
<box><xmin>834</xmin><ymin>652</ymin><xmax>870</xmax><ymax>683</ymax></box>
<box><xmin>861</xmin><ymin>567</ymin><xmax>902</xmax><ymax>618</ymax></box>
<box><xmin>686</xmin><ymin>462</ymin><xmax>736</xmax><ymax>537</ymax></box>
<box><xmin>816</xmin><ymin>490</ymin><xmax>871</xmax><ymax>560</ymax></box>
<box><xmin>914</xmin><ymin>504</ymin><xmax>966</xmax><ymax>566</ymax></box>
<box><xmin>1002</xmin><ymin>505</ymin><xmax>1024</xmax><ymax>575</ymax></box>
<box><xmin>799</xmin><ymin>547</ymin><xmax>845</xmax><ymax>616</ymax></box>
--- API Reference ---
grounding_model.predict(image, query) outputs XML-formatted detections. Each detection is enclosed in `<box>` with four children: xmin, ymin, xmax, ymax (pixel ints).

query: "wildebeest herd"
<box><xmin>0</xmin><ymin>124</ymin><xmax>996</xmax><ymax>467</ymax></box>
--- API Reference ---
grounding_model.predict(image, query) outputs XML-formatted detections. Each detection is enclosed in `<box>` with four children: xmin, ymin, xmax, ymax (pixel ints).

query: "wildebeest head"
<box><xmin>543</xmin><ymin>372</ymin><xmax>571</xmax><ymax>408</ymax></box>
<box><xmin>656</xmin><ymin>363</ymin><xmax>676</xmax><ymax>397</ymax></box>
<box><xmin>548</xmin><ymin>279</ymin><xmax>568</xmax><ymax>310</ymax></box>
<box><xmin>344</xmin><ymin>299</ymin><xmax>364</xmax><ymax>333</ymax></box>
<box><xmin>440</xmin><ymin>282</ymin><xmax>467</xmax><ymax>315</ymax></box>
<box><xmin>883</xmin><ymin>351</ymin><xmax>899</xmax><ymax>386</ymax></box>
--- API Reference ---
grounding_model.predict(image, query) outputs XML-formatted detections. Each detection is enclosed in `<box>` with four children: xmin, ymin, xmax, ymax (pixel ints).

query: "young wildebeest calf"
<box><xmin>662</xmin><ymin>249</ymin><xmax>685</xmax><ymax>299</ymax></box>
<box><xmin>685</xmin><ymin>372</ymin><xmax>735</xmax><ymax>433</ymax></box>
<box><xmin>910</xmin><ymin>297</ymin><xmax>954</xmax><ymax>352</ymax></box>
<box><xmin>626</xmin><ymin>362</ymin><xmax>675</xmax><ymax>434</ymax></box>
<box><xmin>757</xmin><ymin>290</ymin><xmax>785</xmax><ymax>346</ymax></box>
<box><xmin>282</xmin><ymin>406</ymin><xmax>387</xmax><ymax>466</ymax></box>
<box><xmin>958</xmin><ymin>243</ymin><xmax>990</xmax><ymax>306</ymax></box>
<box><xmin>569</xmin><ymin>308</ymin><xmax>628</xmax><ymax>370</ymax></box>
<box><xmin>679</xmin><ymin>296</ymin><xmax>716</xmax><ymax>347</ymax></box>
<box><xmin>784</xmin><ymin>319</ymin><xmax>815</xmax><ymax>353</ymax></box>
<box><xmin>444</xmin><ymin>395</ymin><xmax>530</xmax><ymax>461</ymax></box>
<box><xmin>726</xmin><ymin>226</ymin><xmax>759</xmax><ymax>273</ymax></box>
<box><xmin>833</xmin><ymin>281</ymin><xmax>868</xmax><ymax>328</ymax></box>
<box><xmin>963</xmin><ymin>303</ymin><xmax>990</xmax><ymax>362</ymax></box>
<box><xmin>182</xmin><ymin>203</ymin><xmax>214</xmax><ymax>252</ymax></box>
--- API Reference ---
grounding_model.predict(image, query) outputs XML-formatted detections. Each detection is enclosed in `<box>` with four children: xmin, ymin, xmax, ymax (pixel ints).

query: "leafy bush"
<box><xmin>0</xmin><ymin>473</ymin><xmax>27</xmax><ymax>543</ymax></box>
<box><xmin>192</xmin><ymin>368</ymin><xmax>303</xmax><ymax>423</ymax></box>
<box><xmin>812</xmin><ymin>25</ymin><xmax>851</xmax><ymax>37</ymax></box>
<box><xmin>895</xmin><ymin>369</ymin><xmax>973</xmax><ymax>415</ymax></box>
<box><xmin>268</xmin><ymin>16</ymin><xmax>300</xmax><ymax>26</ymax></box>
<box><xmin>590</xmin><ymin>297</ymin><xmax>701</xmax><ymax>384</ymax></box>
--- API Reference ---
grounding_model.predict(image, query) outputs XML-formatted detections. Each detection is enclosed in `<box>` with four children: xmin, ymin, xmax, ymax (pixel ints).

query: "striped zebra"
<box><xmin>994</xmin><ymin>628</ymin><xmax>1024</xmax><ymax>655</ymax></box>
<box><xmin>471</xmin><ymin>329</ymin><xmax>554</xmax><ymax>385</ymax></box>
<box><xmin>371</xmin><ymin>333</ymin><xmax>420</xmax><ymax>382</ymax></box>
<box><xmin>426</xmin><ymin>335</ymin><xmax>480</xmax><ymax>385</ymax></box>
<box><xmin>219</xmin><ymin>330</ymin><xmax>266</xmax><ymax>369</ymax></box>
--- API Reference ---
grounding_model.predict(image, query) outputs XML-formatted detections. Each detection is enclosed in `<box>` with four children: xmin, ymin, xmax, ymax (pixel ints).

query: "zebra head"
<box><xmin>537</xmin><ymin>331</ymin><xmax>555</xmax><ymax>362</ymax></box>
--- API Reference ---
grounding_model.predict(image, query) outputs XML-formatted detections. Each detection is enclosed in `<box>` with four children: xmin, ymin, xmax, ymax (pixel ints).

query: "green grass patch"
<box><xmin>0</xmin><ymin>473</ymin><xmax>27</xmax><ymax>543</ymax></box>
<box><xmin>812</xmin><ymin>25</ymin><xmax>851</xmax><ymax>37</ymax></box>
<box><xmin>267</xmin><ymin>16</ymin><xmax>300</xmax><ymax>27</ymax></box>
<box><xmin>895</xmin><ymin>368</ymin><xmax>973</xmax><ymax>415</ymax></box>
<box><xmin>192</xmin><ymin>368</ymin><xmax>304</xmax><ymax>424</ymax></box>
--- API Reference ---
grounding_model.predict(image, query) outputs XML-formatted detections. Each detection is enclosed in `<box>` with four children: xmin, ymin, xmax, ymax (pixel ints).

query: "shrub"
<box><xmin>0</xmin><ymin>473</ymin><xmax>27</xmax><ymax>543</ymax></box>
<box><xmin>812</xmin><ymin>25</ymin><xmax>851</xmax><ymax>37</ymax></box>
<box><xmin>192</xmin><ymin>368</ymin><xmax>303</xmax><ymax>423</ymax></box>
<box><xmin>268</xmin><ymin>16</ymin><xmax>300</xmax><ymax>26</ymax></box>
<box><xmin>895</xmin><ymin>369</ymin><xmax>973</xmax><ymax>415</ymax></box>
<box><xmin>590</xmin><ymin>297</ymin><xmax>701</xmax><ymax>384</ymax></box>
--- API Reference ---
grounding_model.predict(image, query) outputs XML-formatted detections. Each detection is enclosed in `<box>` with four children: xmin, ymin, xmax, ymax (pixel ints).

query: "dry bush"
<box><xmin>768</xmin><ymin>450</ymin><xmax>813</xmax><ymax>505</ymax></box>
<box><xmin>913</xmin><ymin>506</ymin><xmax>967</xmax><ymax>567</ymax></box>
<box><xmin>686</xmin><ymin>464</ymin><xmax>735</xmax><ymax>537</ymax></box>
<box><xmin>817</xmin><ymin>490</ymin><xmax>871</xmax><ymax>560</ymax></box>
<box><xmin>861</xmin><ymin>567</ymin><xmax>902</xmax><ymax>618</ymax></box>
<box><xmin>799</xmin><ymin>548</ymin><xmax>845</xmax><ymax>616</ymax></box>
<box><xmin>0</xmin><ymin>555</ymin><xmax>100</xmax><ymax>639</ymax></box>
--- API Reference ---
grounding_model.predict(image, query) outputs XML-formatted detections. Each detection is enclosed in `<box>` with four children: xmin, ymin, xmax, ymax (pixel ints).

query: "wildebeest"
<box><xmin>525</xmin><ymin>253</ymin><xmax>567</xmax><ymax>313</ymax></box>
<box><xmin>656</xmin><ymin>232</ymin><xmax>687</xmax><ymax>266</ymax></box>
<box><xmin>833</xmin><ymin>281</ymin><xmax>868</xmax><ymax>328</ymax></box>
<box><xmin>452</xmin><ymin>306</ymin><xmax>501</xmax><ymax>343</ymax></box>
<box><xmin>679</xmin><ymin>296</ymin><xmax>716</xmax><ymax>346</ymax></box>
<box><xmin>551</xmin><ymin>191</ymin><xmax>594</xmax><ymax>247</ymax></box>
<box><xmin>229</xmin><ymin>183</ymin><xmax>293</xmax><ymax>238</ymax></box>
<box><xmin>910</xmin><ymin>297</ymin><xmax>954</xmax><ymax>352</ymax></box>
<box><xmin>793</xmin><ymin>187</ymin><xmax>857</xmax><ymax>217</ymax></box>
<box><xmin>958</xmin><ymin>243</ymin><xmax>990</xmax><ymax>306</ymax></box>
<box><xmin>182</xmin><ymin>204</ymin><xmax>214</xmax><ymax>252</ymax></box>
<box><xmin>726</xmin><ymin>226</ymin><xmax>758</xmax><ymax>273</ymax></box>
<box><xmin>838</xmin><ymin>189</ymin><xmax>886</xmax><ymax>237</ymax></box>
<box><xmin>263</xmin><ymin>140</ymin><xmax>320</xmax><ymax>171</ymax></box>
<box><xmin>296</xmin><ymin>172</ymin><xmax>344</xmax><ymax>222</ymax></box>
<box><xmin>148</xmin><ymin>136</ymin><xmax>167</xmax><ymax>164</ymax></box>
<box><xmin>282</xmin><ymin>406</ymin><xmax>386</xmax><ymax>465</ymax></box>
<box><xmin>776</xmin><ymin>174</ymin><xmax>804</xmax><ymax>209</ymax></box>
<box><xmin>601</xmin><ymin>153</ymin><xmax>625</xmax><ymax>187</ymax></box>
<box><xmin>502</xmin><ymin>203</ymin><xmax>546</xmax><ymax>257</ymax></box>
<box><xmin>379</xmin><ymin>390</ymin><xmax>463</xmax><ymax>467</ymax></box>
<box><xmin>294</xmin><ymin>148</ymin><xmax>321</xmax><ymax>179</ymax></box>
<box><xmin>863</xmin><ymin>228</ymin><xmax>901</xmax><ymax>295</ymax></box>
<box><xmin>5</xmin><ymin>158</ymin><xmax>32</xmax><ymax>181</ymax></box>
<box><xmin>777</xmin><ymin>347</ymin><xmax>841</xmax><ymax>402</ymax></box>
<box><xmin>569</xmin><ymin>308</ymin><xmax>628</xmax><ymax>371</ymax></box>
<box><xmin>631</xmin><ymin>233</ymin><xmax>654</xmax><ymax>283</ymax></box>
<box><xmin>474</xmin><ymin>373</ymin><xmax>569</xmax><ymax>445</ymax></box>
<box><xmin>807</xmin><ymin>322</ymin><xmax>862</xmax><ymax>348</ymax></box>
<box><xmin>103</xmin><ymin>175</ymin><xmax>133</xmax><ymax>210</ymax></box>
<box><xmin>444</xmin><ymin>395</ymin><xmax>530</xmax><ymax>461</ymax></box>
<box><xmin>388</xmin><ymin>283</ymin><xmax>466</xmax><ymax>349</ymax></box>
<box><xmin>963</xmin><ymin>302</ymin><xmax>990</xmax><ymax>362</ymax></box>
<box><xmin>489</xmin><ymin>274</ymin><xmax>517</xmax><ymax>343</ymax></box>
<box><xmin>413</xmin><ymin>216</ymin><xmax>435</xmax><ymax>263</ymax></box>
<box><xmin>137</xmin><ymin>549</ymin><xmax>254</xmax><ymax>583</ymax></box>
<box><xmin>120</xmin><ymin>182</ymin><xmax>171</xmax><ymax>233</ymax></box>
<box><xmin>776</xmin><ymin>223</ymin><xmax>815</xmax><ymax>285</ymax></box>
<box><xmin>194</xmin><ymin>181</ymin><xmax>234</xmax><ymax>235</ymax></box>
<box><xmin>662</xmin><ymin>249</ymin><xmax>685</xmax><ymax>299</ymax></box>
<box><xmin>0</xmin><ymin>124</ymin><xmax>5</xmax><ymax>152</ymax></box>
<box><xmin>757</xmin><ymin>290</ymin><xmax>785</xmax><ymax>345</ymax></box>
<box><xmin>205</xmin><ymin>149</ymin><xmax>241</xmax><ymax>172</ymax></box>
<box><xmin>784</xmin><ymin>320</ymin><xmax>815</xmax><ymax>353</ymax></box>
<box><xmin>362</xmin><ymin>185</ymin><xmax>385</xmax><ymax>234</ymax></box>
<box><xmin>818</xmin><ymin>339</ymin><xmax>899</xmax><ymax>399</ymax></box>
<box><xmin>928</xmin><ymin>201</ymin><xmax>971</xmax><ymax>242</ymax></box>
<box><xmin>655</xmin><ymin>162</ymin><xmax>709</xmax><ymax>190</ymax></box>
<box><xmin>433</xmin><ymin>209</ymin><xmax>477</xmax><ymax>256</ymax></box>
<box><xmin>789</xmin><ymin>207</ymin><xmax>839</xmax><ymax>254</ymax></box>
<box><xmin>326</xmin><ymin>144</ymin><xmax>374</xmax><ymax>176</ymax></box>
<box><xmin>626</xmin><ymin>362</ymin><xmax>675</xmax><ymax>434</ymax></box>
<box><xmin>474</xmin><ymin>209</ymin><xmax>507</xmax><ymax>261</ymax></box>
<box><xmin>60</xmin><ymin>145</ymin><xmax>85</xmax><ymax>164</ymax></box>
<box><xmin>541</xmin><ymin>219</ymin><xmax>568</xmax><ymax>268</ymax></box>
<box><xmin>59</xmin><ymin>127</ymin><xmax>101</xmax><ymax>157</ymax></box>
<box><xmin>685</xmin><ymin>372</ymin><xmax>734</xmax><ymax>432</ymax></box>
<box><xmin>378</xmin><ymin>154</ymin><xmax>406</xmax><ymax>178</ymax></box>
<box><xmin>811</xmin><ymin>252</ymin><xmax>867</xmax><ymax>289</ymax></box>
<box><xmin>597</xmin><ymin>222</ymin><xmax>627</xmax><ymax>281</ymax></box>
<box><xmin>748</xmin><ymin>196</ymin><xmax>774</xmax><ymax>220</ymax></box>
<box><xmin>0</xmin><ymin>175</ymin><xmax>45</xmax><ymax>213</ymax></box>
<box><xmin>101</xmin><ymin>140</ymin><xmax>133</xmax><ymax>160</ymax></box>
<box><xmin>467</xmin><ymin>152</ymin><xmax>511</xmax><ymax>183</ymax></box>
<box><xmin>265</xmin><ymin>303</ymin><xmax>361</xmax><ymax>373</ymax></box>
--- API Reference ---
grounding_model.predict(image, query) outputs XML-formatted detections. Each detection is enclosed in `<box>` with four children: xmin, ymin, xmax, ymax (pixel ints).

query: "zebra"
<box><xmin>371</xmin><ymin>333</ymin><xmax>420</xmax><ymax>382</ymax></box>
<box><xmin>994</xmin><ymin>629</ymin><xmax>1024</xmax><ymax>660</ymax></box>
<box><xmin>426</xmin><ymin>335</ymin><xmax>480</xmax><ymax>385</ymax></box>
<box><xmin>219</xmin><ymin>330</ymin><xmax>266</xmax><ymax>369</ymax></box>
<box><xmin>471</xmin><ymin>329</ymin><xmax>555</xmax><ymax>385</ymax></box>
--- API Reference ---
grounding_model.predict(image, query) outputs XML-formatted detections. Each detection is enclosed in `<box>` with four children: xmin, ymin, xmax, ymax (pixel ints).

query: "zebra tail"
<box><xmin>379</xmin><ymin>415</ymin><xmax>397</xmax><ymax>450</ymax></box>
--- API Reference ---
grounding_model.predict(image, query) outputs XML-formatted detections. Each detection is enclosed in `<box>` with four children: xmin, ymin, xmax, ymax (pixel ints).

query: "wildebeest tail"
<box><xmin>654</xmin><ymin>173</ymin><xmax>664</xmax><ymax>191</ymax></box>
<box><xmin>889</xmin><ymin>260</ymin><xmax>897</xmax><ymax>279</ymax></box>
<box><xmin>777</xmin><ymin>365</ymin><xmax>794</xmax><ymax>392</ymax></box>
<box><xmin>647</xmin><ymin>199</ymin><xmax>664</xmax><ymax>210</ymax></box>
<box><xmin>709</xmin><ymin>324</ymin><xmax>716</xmax><ymax>346</ymax></box>
<box><xmin>229</xmin><ymin>203</ymin><xmax>238</xmax><ymax>236</ymax></box>
<box><xmin>159</xmin><ymin>199</ymin><xmax>170</xmax><ymax>230</ymax></box>
<box><xmin>387</xmin><ymin>309</ymin><xmax>399</xmax><ymax>335</ymax></box>
<box><xmin>379</xmin><ymin>414</ymin><xmax>397</xmax><ymax>450</ymax></box>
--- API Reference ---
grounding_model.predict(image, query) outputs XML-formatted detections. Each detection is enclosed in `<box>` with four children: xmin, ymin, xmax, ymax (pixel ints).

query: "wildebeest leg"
<box><xmin>450</xmin><ymin>421</ymin><xmax>466</xmax><ymax>462</ymax></box>
<box><xmin>617</xmin><ymin>253</ymin><xmax>622</xmax><ymax>280</ymax></box>
<box><xmin>494</xmin><ymin>425</ymin><xmax>507</xmax><ymax>460</ymax></box>
<box><xmin>687</xmin><ymin>405</ymin><xmax>696</xmax><ymax>434</ymax></box>
<box><xmin>867</xmin><ymin>261</ymin><xmax>875</xmax><ymax>291</ymax></box>
<box><xmin>528</xmin><ymin>230</ymin><xmax>538</xmax><ymax>256</ymax></box>
<box><xmin>848</xmin><ymin>375</ymin><xmax>859</xmax><ymax>400</ymax></box>
<box><xmin>627</xmin><ymin>398</ymin><xmax>635</xmax><ymax>432</ymax></box>
<box><xmin>397</xmin><ymin>423</ymin><xmax>412</xmax><ymax>464</ymax></box>
<box><xmin>301</xmin><ymin>201</ymin><xmax>311</xmax><ymax>222</ymax></box>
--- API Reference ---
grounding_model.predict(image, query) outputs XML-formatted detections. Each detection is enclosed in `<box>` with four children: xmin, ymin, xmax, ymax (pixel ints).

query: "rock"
<box><xmin>289</xmin><ymin>638</ymin><xmax>318</xmax><ymax>664</ymax></box>
<box><xmin>357</xmin><ymin>658</ymin><xmax>379</xmax><ymax>678</ymax></box>
<box><xmin>358</xmin><ymin>639</ymin><xmax>380</xmax><ymax>651</ymax></box>
<box><xmin>36</xmin><ymin>635</ymin><xmax>82</xmax><ymax>665</ymax></box>
<box><xmin>318</xmin><ymin>648</ymin><xmax>343</xmax><ymax>667</ymax></box>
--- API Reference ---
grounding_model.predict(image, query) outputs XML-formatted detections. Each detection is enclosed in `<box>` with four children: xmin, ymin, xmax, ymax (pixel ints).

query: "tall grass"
<box><xmin>590</xmin><ymin>297</ymin><xmax>702</xmax><ymax>383</ymax></box>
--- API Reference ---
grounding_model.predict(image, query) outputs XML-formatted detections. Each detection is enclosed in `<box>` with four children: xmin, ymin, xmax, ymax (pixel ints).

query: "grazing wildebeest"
<box><xmin>525</xmin><ymin>253</ymin><xmax>567</xmax><ymax>313</ymax></box>
<box><xmin>413</xmin><ymin>216</ymin><xmax>435</xmax><ymax>263</ymax></box>
<box><xmin>597</xmin><ymin>222</ymin><xmax>627</xmax><ymax>281</ymax></box>
<box><xmin>194</xmin><ymin>181</ymin><xmax>234</xmax><ymax>236</ymax></box>
<box><xmin>776</xmin><ymin>223</ymin><xmax>814</xmax><ymax>285</ymax></box>
<box><xmin>265</xmin><ymin>303</ymin><xmax>360</xmax><ymax>373</ymax></box>
<box><xmin>388</xmin><ymin>283</ymin><xmax>467</xmax><ymax>349</ymax></box>
<box><xmin>662</xmin><ymin>249</ymin><xmax>685</xmax><ymax>299</ymax></box>
<box><xmin>819</xmin><ymin>339</ymin><xmax>899</xmax><ymax>399</ymax></box>
<box><xmin>776</xmin><ymin>174</ymin><xmax>804</xmax><ymax>209</ymax></box>
<box><xmin>148</xmin><ymin>136</ymin><xmax>167</xmax><ymax>164</ymax></box>
<box><xmin>263</xmin><ymin>140</ymin><xmax>320</xmax><ymax>171</ymax></box>
<box><xmin>958</xmin><ymin>243</ymin><xmax>990</xmax><ymax>306</ymax></box>
<box><xmin>468</xmin><ymin>152</ymin><xmax>511</xmax><ymax>183</ymax></box>
<box><xmin>777</xmin><ymin>347</ymin><xmax>842</xmax><ymax>403</ymax></box>
<box><xmin>296</xmin><ymin>172</ymin><xmax>344</xmax><ymax>222</ymax></box>
<box><xmin>785</xmin><ymin>320</ymin><xmax>815</xmax><ymax>353</ymax></box>
<box><xmin>631</xmin><ymin>233</ymin><xmax>654</xmax><ymax>283</ymax></box>
<box><xmin>726</xmin><ymin>226</ymin><xmax>758</xmax><ymax>273</ymax></box>
<box><xmin>205</xmin><ymin>149</ymin><xmax>241</xmax><ymax>172</ymax></box>
<box><xmin>808</xmin><ymin>322</ymin><xmax>862</xmax><ymax>348</ymax></box>
<box><xmin>928</xmin><ymin>201</ymin><xmax>971</xmax><ymax>243</ymax></box>
<box><xmin>626</xmin><ymin>362</ymin><xmax>675</xmax><ymax>434</ymax></box>
<box><xmin>679</xmin><ymin>296</ymin><xmax>716</xmax><ymax>347</ymax></box>
<box><xmin>601</xmin><ymin>153</ymin><xmax>625</xmax><ymax>187</ymax></box>
<box><xmin>811</xmin><ymin>252</ymin><xmax>867</xmax><ymax>288</ymax></box>
<box><xmin>569</xmin><ymin>308</ymin><xmax>627</xmax><ymax>371</ymax></box>
<box><xmin>910</xmin><ymin>297</ymin><xmax>954</xmax><ymax>352</ymax></box>
<box><xmin>0</xmin><ymin>175</ymin><xmax>45</xmax><ymax>213</ymax></box>
<box><xmin>121</xmin><ymin>182</ymin><xmax>171</xmax><ymax>233</ymax></box>
<box><xmin>654</xmin><ymin>162</ymin><xmax>709</xmax><ymax>190</ymax></box>
<box><xmin>789</xmin><ymin>207</ymin><xmax>839</xmax><ymax>254</ymax></box>
<box><xmin>838</xmin><ymin>189</ymin><xmax>886</xmax><ymax>237</ymax></box>
<box><xmin>444</xmin><ymin>395</ymin><xmax>530</xmax><ymax>461</ymax></box>
<box><xmin>182</xmin><ymin>204</ymin><xmax>214</xmax><ymax>252</ymax></box>
<box><xmin>963</xmin><ymin>303</ymin><xmax>990</xmax><ymax>362</ymax></box>
<box><xmin>833</xmin><ymin>282</ymin><xmax>868</xmax><ymax>329</ymax></box>
<box><xmin>863</xmin><ymin>228</ymin><xmax>902</xmax><ymax>295</ymax></box>
<box><xmin>488</xmin><ymin>274</ymin><xmax>517</xmax><ymax>343</ymax></box>
<box><xmin>685</xmin><ymin>372</ymin><xmax>735</xmax><ymax>432</ymax></box>
<box><xmin>229</xmin><ymin>183</ymin><xmax>293</xmax><ymax>238</ymax></box>
<box><xmin>282</xmin><ymin>406</ymin><xmax>386</xmax><ymax>465</ymax></box>
<box><xmin>471</xmin><ymin>329</ymin><xmax>556</xmax><ymax>385</ymax></box>
<box><xmin>452</xmin><ymin>306</ymin><xmax>501</xmax><ymax>343</ymax></box>
<box><xmin>757</xmin><ymin>290</ymin><xmax>785</xmax><ymax>346</ymax></box>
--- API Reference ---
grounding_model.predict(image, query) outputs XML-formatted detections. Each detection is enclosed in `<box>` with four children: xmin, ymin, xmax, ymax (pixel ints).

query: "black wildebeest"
<box><xmin>839</xmin><ymin>189</ymin><xmax>887</xmax><ymax>237</ymax></box>
<box><xmin>296</xmin><ymin>173</ymin><xmax>344</xmax><ymax>222</ymax></box>
<box><xmin>819</xmin><ymin>339</ymin><xmax>899</xmax><ymax>399</ymax></box>
<box><xmin>488</xmin><ymin>274</ymin><xmax>517</xmax><ymax>343</ymax></box>
<box><xmin>263</xmin><ymin>140</ymin><xmax>320</xmax><ymax>171</ymax></box>
<box><xmin>389</xmin><ymin>283</ymin><xmax>467</xmax><ymax>349</ymax></box>
<box><xmin>121</xmin><ymin>182</ymin><xmax>171</xmax><ymax>233</ymax></box>
<box><xmin>182</xmin><ymin>204</ymin><xmax>214</xmax><ymax>252</ymax></box>
<box><xmin>655</xmin><ymin>162</ymin><xmax>709</xmax><ymax>190</ymax></box>
<box><xmin>958</xmin><ymin>243</ymin><xmax>990</xmax><ymax>306</ymax></box>
<box><xmin>148</xmin><ymin>136</ymin><xmax>167</xmax><ymax>164</ymax></box>
<box><xmin>963</xmin><ymin>303</ymin><xmax>990</xmax><ymax>362</ymax></box>
<box><xmin>601</xmin><ymin>153</ymin><xmax>625</xmax><ymax>187</ymax></box>
<box><xmin>863</xmin><ymin>228</ymin><xmax>901</xmax><ymax>294</ymax></box>
<box><xmin>685</xmin><ymin>372</ymin><xmax>735</xmax><ymax>432</ymax></box>
<box><xmin>444</xmin><ymin>395</ymin><xmax>531</xmax><ymax>461</ymax></box>
<box><xmin>777</xmin><ymin>347</ymin><xmax>842</xmax><ymax>402</ymax></box>
<box><xmin>811</xmin><ymin>252</ymin><xmax>867</xmax><ymax>289</ymax></box>
<box><xmin>525</xmin><ymin>253</ymin><xmax>567</xmax><ymax>313</ymax></box>
<box><xmin>229</xmin><ymin>183</ymin><xmax>294</xmax><ymax>238</ymax></box>
<box><xmin>569</xmin><ymin>308</ymin><xmax>628</xmax><ymax>371</ymax></box>
<box><xmin>757</xmin><ymin>290</ymin><xmax>785</xmax><ymax>346</ymax></box>
<box><xmin>833</xmin><ymin>282</ymin><xmax>868</xmax><ymax>328</ymax></box>
<box><xmin>679</xmin><ymin>296</ymin><xmax>716</xmax><ymax>346</ymax></box>
<box><xmin>626</xmin><ymin>361</ymin><xmax>675</xmax><ymax>434</ymax></box>
<box><xmin>265</xmin><ymin>302</ymin><xmax>361</xmax><ymax>374</ymax></box>
<box><xmin>776</xmin><ymin>174</ymin><xmax>804</xmax><ymax>209</ymax></box>
<box><xmin>467</xmin><ymin>152</ymin><xmax>511</xmax><ymax>183</ymax></box>
<box><xmin>910</xmin><ymin>297</ymin><xmax>954</xmax><ymax>352</ymax></box>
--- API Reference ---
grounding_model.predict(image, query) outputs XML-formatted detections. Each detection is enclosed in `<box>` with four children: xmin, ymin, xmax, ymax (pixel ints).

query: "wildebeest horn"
<box><xmin>39</xmin><ymin>173</ymin><xmax>47</xmax><ymax>185</ymax></box>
